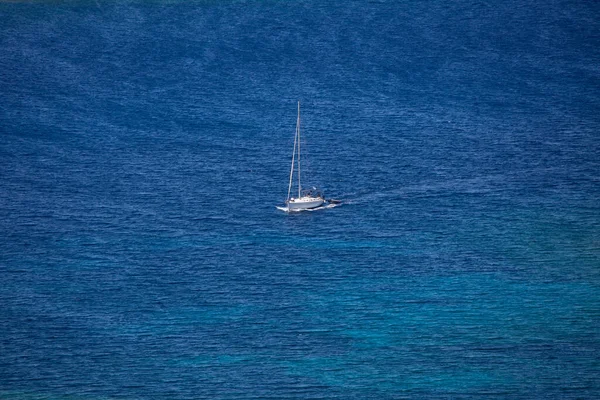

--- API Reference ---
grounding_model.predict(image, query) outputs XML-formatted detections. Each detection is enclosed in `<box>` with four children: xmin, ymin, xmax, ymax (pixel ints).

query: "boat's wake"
<box><xmin>276</xmin><ymin>201</ymin><xmax>342</xmax><ymax>213</ymax></box>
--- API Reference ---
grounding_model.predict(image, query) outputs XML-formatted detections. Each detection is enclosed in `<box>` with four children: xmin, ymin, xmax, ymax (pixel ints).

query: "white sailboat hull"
<box><xmin>286</xmin><ymin>196</ymin><xmax>324</xmax><ymax>210</ymax></box>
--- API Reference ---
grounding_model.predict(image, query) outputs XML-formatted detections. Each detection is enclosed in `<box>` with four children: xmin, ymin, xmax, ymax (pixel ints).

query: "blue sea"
<box><xmin>1</xmin><ymin>0</ymin><xmax>599</xmax><ymax>398</ymax></box>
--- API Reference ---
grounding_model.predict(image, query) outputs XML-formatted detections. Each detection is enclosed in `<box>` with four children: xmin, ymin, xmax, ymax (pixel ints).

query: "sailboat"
<box><xmin>280</xmin><ymin>101</ymin><xmax>325</xmax><ymax>212</ymax></box>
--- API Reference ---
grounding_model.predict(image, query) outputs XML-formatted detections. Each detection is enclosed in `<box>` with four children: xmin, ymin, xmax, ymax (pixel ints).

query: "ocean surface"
<box><xmin>1</xmin><ymin>0</ymin><xmax>599</xmax><ymax>398</ymax></box>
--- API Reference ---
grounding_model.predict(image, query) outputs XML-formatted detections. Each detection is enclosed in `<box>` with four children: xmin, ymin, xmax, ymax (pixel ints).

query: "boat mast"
<box><xmin>297</xmin><ymin>101</ymin><xmax>301</xmax><ymax>198</ymax></box>
<box><xmin>286</xmin><ymin>110</ymin><xmax>298</xmax><ymax>203</ymax></box>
